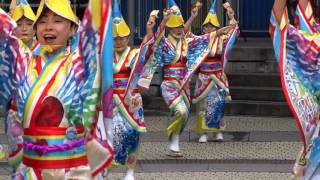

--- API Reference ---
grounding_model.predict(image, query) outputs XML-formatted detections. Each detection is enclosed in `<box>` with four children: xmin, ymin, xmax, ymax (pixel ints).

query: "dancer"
<box><xmin>270</xmin><ymin>0</ymin><xmax>320</xmax><ymax>179</ymax></box>
<box><xmin>0</xmin><ymin>0</ymin><xmax>113</xmax><ymax>179</ymax></box>
<box><xmin>139</xmin><ymin>0</ymin><xmax>218</xmax><ymax>157</ymax></box>
<box><xmin>194</xmin><ymin>0</ymin><xmax>239</xmax><ymax>143</ymax></box>
<box><xmin>108</xmin><ymin>0</ymin><xmax>157</xmax><ymax>179</ymax></box>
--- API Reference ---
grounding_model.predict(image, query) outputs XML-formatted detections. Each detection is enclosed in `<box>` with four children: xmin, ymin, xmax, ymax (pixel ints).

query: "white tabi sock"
<box><xmin>124</xmin><ymin>168</ymin><xmax>135</xmax><ymax>180</ymax></box>
<box><xmin>169</xmin><ymin>134</ymin><xmax>180</xmax><ymax>152</ymax></box>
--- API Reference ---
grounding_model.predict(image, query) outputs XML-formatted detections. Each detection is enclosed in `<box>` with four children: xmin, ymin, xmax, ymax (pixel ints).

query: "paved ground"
<box><xmin>0</xmin><ymin>115</ymin><xmax>302</xmax><ymax>179</ymax></box>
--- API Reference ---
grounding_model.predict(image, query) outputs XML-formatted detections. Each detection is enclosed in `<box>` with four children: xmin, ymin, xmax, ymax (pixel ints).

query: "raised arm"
<box><xmin>142</xmin><ymin>11</ymin><xmax>158</xmax><ymax>44</ymax></box>
<box><xmin>184</xmin><ymin>6</ymin><xmax>199</xmax><ymax>32</ymax></box>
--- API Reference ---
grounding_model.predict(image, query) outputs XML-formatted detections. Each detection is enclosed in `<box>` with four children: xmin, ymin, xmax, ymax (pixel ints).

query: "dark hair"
<box><xmin>35</xmin><ymin>7</ymin><xmax>77</xmax><ymax>29</ymax></box>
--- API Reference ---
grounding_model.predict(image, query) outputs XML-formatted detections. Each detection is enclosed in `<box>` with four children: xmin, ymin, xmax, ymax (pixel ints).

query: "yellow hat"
<box><xmin>203</xmin><ymin>0</ymin><xmax>220</xmax><ymax>27</ymax></box>
<box><xmin>112</xmin><ymin>0</ymin><xmax>130</xmax><ymax>37</ymax></box>
<box><xmin>166</xmin><ymin>0</ymin><xmax>184</xmax><ymax>28</ymax></box>
<box><xmin>34</xmin><ymin>0</ymin><xmax>79</xmax><ymax>26</ymax></box>
<box><xmin>11</xmin><ymin>0</ymin><xmax>36</xmax><ymax>22</ymax></box>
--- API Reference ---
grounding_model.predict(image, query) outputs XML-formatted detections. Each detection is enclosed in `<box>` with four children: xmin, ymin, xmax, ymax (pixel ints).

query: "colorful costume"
<box><xmin>6</xmin><ymin>0</ymin><xmax>39</xmax><ymax>170</ymax></box>
<box><xmin>270</xmin><ymin>1</ymin><xmax>320</xmax><ymax>179</ymax></box>
<box><xmin>0</xmin><ymin>0</ymin><xmax>113</xmax><ymax>179</ymax></box>
<box><xmin>194</xmin><ymin>1</ymin><xmax>239</xmax><ymax>134</ymax></box>
<box><xmin>110</xmin><ymin>0</ymin><xmax>154</xmax><ymax>168</ymax></box>
<box><xmin>139</xmin><ymin>0</ymin><xmax>217</xmax><ymax>141</ymax></box>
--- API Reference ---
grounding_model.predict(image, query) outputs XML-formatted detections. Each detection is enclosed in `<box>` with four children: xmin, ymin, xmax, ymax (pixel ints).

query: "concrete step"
<box><xmin>108</xmin><ymin>171</ymin><xmax>291</xmax><ymax>180</ymax></box>
<box><xmin>228</xmin><ymin>73</ymin><xmax>281</xmax><ymax>87</ymax></box>
<box><xmin>144</xmin><ymin>116</ymin><xmax>298</xmax><ymax>133</ymax></box>
<box><xmin>144</xmin><ymin>97</ymin><xmax>292</xmax><ymax>117</ymax></box>
<box><xmin>1</xmin><ymin>141</ymin><xmax>298</xmax><ymax>171</ymax></box>
<box><xmin>229</xmin><ymin>41</ymin><xmax>274</xmax><ymax>62</ymax></box>
<box><xmin>141</xmin><ymin>131</ymin><xmax>300</xmax><ymax>143</ymax></box>
<box><xmin>225</xmin><ymin>61</ymin><xmax>279</xmax><ymax>73</ymax></box>
<box><xmin>0</xmin><ymin>141</ymin><xmax>301</xmax><ymax>162</ymax></box>
<box><xmin>225</xmin><ymin>100</ymin><xmax>292</xmax><ymax>117</ymax></box>
<box><xmin>229</xmin><ymin>48</ymin><xmax>275</xmax><ymax>61</ymax></box>
<box><xmin>229</xmin><ymin>86</ymin><xmax>285</xmax><ymax>102</ymax></box>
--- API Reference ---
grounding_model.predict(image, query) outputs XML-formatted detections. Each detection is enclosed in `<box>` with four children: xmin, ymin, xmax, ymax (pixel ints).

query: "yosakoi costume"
<box><xmin>0</xmin><ymin>0</ymin><xmax>114</xmax><ymax>179</ymax></box>
<box><xmin>270</xmin><ymin>1</ymin><xmax>320</xmax><ymax>179</ymax></box>
<box><xmin>139</xmin><ymin>0</ymin><xmax>217</xmax><ymax>141</ymax></box>
<box><xmin>111</xmin><ymin>0</ymin><xmax>154</xmax><ymax>168</ymax></box>
<box><xmin>194</xmin><ymin>0</ymin><xmax>239</xmax><ymax>134</ymax></box>
<box><xmin>6</xmin><ymin>0</ymin><xmax>38</xmax><ymax>170</ymax></box>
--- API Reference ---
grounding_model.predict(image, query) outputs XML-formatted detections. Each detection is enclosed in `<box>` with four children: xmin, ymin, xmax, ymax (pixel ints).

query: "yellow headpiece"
<box><xmin>203</xmin><ymin>0</ymin><xmax>220</xmax><ymax>27</ymax></box>
<box><xmin>34</xmin><ymin>0</ymin><xmax>79</xmax><ymax>26</ymax></box>
<box><xmin>112</xmin><ymin>0</ymin><xmax>130</xmax><ymax>37</ymax></box>
<box><xmin>166</xmin><ymin>0</ymin><xmax>184</xmax><ymax>28</ymax></box>
<box><xmin>11</xmin><ymin>0</ymin><xmax>36</xmax><ymax>22</ymax></box>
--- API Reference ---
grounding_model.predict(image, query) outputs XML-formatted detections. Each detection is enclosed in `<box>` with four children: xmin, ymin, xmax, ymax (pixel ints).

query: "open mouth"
<box><xmin>43</xmin><ymin>34</ymin><xmax>57</xmax><ymax>43</ymax></box>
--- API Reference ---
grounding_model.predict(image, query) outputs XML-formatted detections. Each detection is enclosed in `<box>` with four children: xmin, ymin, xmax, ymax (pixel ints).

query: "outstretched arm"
<box><xmin>223</xmin><ymin>2</ymin><xmax>238</xmax><ymax>25</ymax></box>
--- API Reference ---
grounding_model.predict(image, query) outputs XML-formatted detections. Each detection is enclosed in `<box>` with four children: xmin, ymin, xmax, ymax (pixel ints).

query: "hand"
<box><xmin>163</xmin><ymin>9</ymin><xmax>172</xmax><ymax>22</ymax></box>
<box><xmin>191</xmin><ymin>7</ymin><xmax>199</xmax><ymax>18</ymax></box>
<box><xmin>226</xmin><ymin>8</ymin><xmax>235</xmax><ymax>19</ymax></box>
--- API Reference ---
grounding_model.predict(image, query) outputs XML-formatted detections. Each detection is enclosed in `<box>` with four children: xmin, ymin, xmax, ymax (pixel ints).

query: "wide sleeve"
<box><xmin>220</xmin><ymin>25</ymin><xmax>240</xmax><ymax>68</ymax></box>
<box><xmin>295</xmin><ymin>0</ymin><xmax>319</xmax><ymax>33</ymax></box>
<box><xmin>124</xmin><ymin>34</ymin><xmax>155</xmax><ymax>97</ymax></box>
<box><xmin>269</xmin><ymin>7</ymin><xmax>290</xmax><ymax>62</ymax></box>
<box><xmin>0</xmin><ymin>8</ymin><xmax>31</xmax><ymax>119</ymax></box>
<box><xmin>78</xmin><ymin>12</ymin><xmax>101</xmax><ymax>133</ymax></box>
<box><xmin>179</xmin><ymin>31</ymin><xmax>217</xmax><ymax>89</ymax></box>
<box><xmin>137</xmin><ymin>24</ymin><xmax>165</xmax><ymax>90</ymax></box>
<box><xmin>78</xmin><ymin>0</ymin><xmax>114</xmax><ymax>176</ymax></box>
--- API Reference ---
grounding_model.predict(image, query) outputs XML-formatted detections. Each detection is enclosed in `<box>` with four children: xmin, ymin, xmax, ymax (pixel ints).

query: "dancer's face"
<box><xmin>169</xmin><ymin>25</ymin><xmax>184</xmax><ymax>36</ymax></box>
<box><xmin>15</xmin><ymin>17</ymin><xmax>35</xmax><ymax>45</ymax></box>
<box><xmin>114</xmin><ymin>36</ymin><xmax>129</xmax><ymax>53</ymax></box>
<box><xmin>36</xmin><ymin>9</ymin><xmax>76</xmax><ymax>49</ymax></box>
<box><xmin>203</xmin><ymin>23</ymin><xmax>217</xmax><ymax>34</ymax></box>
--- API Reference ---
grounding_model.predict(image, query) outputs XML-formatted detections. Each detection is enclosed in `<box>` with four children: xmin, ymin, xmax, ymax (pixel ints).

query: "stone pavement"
<box><xmin>106</xmin><ymin>115</ymin><xmax>300</xmax><ymax>180</ymax></box>
<box><xmin>0</xmin><ymin>115</ymin><xmax>301</xmax><ymax>179</ymax></box>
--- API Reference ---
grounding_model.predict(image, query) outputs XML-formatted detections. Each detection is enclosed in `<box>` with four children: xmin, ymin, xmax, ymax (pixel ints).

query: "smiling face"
<box><xmin>113</xmin><ymin>36</ymin><xmax>129</xmax><ymax>53</ymax></box>
<box><xmin>35</xmin><ymin>8</ymin><xmax>76</xmax><ymax>50</ymax></box>
<box><xmin>15</xmin><ymin>16</ymin><xmax>35</xmax><ymax>45</ymax></box>
<box><xmin>203</xmin><ymin>23</ymin><xmax>218</xmax><ymax>34</ymax></box>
